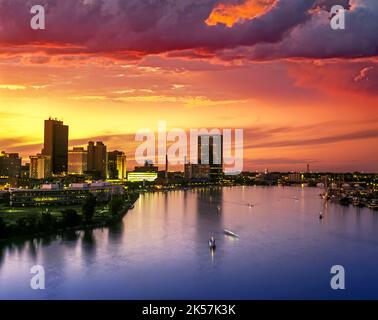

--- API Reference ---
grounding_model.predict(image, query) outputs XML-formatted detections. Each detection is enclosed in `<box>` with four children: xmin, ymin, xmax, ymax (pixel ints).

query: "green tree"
<box><xmin>39</xmin><ymin>212</ymin><xmax>55</xmax><ymax>231</ymax></box>
<box><xmin>16</xmin><ymin>217</ymin><xmax>27</xmax><ymax>235</ymax></box>
<box><xmin>61</xmin><ymin>209</ymin><xmax>81</xmax><ymax>227</ymax></box>
<box><xmin>109</xmin><ymin>197</ymin><xmax>124</xmax><ymax>219</ymax></box>
<box><xmin>82</xmin><ymin>193</ymin><xmax>97</xmax><ymax>223</ymax></box>
<box><xmin>26</xmin><ymin>215</ymin><xmax>39</xmax><ymax>233</ymax></box>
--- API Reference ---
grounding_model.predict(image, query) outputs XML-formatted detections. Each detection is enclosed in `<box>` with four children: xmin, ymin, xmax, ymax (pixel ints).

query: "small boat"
<box><xmin>339</xmin><ymin>197</ymin><xmax>351</xmax><ymax>206</ymax></box>
<box><xmin>368</xmin><ymin>200</ymin><xmax>378</xmax><ymax>210</ymax></box>
<box><xmin>248</xmin><ymin>203</ymin><xmax>254</xmax><ymax>208</ymax></box>
<box><xmin>352</xmin><ymin>197</ymin><xmax>360</xmax><ymax>206</ymax></box>
<box><xmin>319</xmin><ymin>212</ymin><xmax>323</xmax><ymax>220</ymax></box>
<box><xmin>224</xmin><ymin>229</ymin><xmax>239</xmax><ymax>238</ymax></box>
<box><xmin>208</xmin><ymin>237</ymin><xmax>216</xmax><ymax>249</ymax></box>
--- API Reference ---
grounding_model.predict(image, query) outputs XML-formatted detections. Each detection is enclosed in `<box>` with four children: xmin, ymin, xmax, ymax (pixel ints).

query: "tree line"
<box><xmin>0</xmin><ymin>193</ymin><xmax>136</xmax><ymax>240</ymax></box>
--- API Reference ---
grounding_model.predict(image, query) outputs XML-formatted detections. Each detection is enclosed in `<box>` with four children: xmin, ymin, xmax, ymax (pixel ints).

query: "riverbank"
<box><xmin>0</xmin><ymin>193</ymin><xmax>139</xmax><ymax>241</ymax></box>
<box><xmin>320</xmin><ymin>188</ymin><xmax>378</xmax><ymax>210</ymax></box>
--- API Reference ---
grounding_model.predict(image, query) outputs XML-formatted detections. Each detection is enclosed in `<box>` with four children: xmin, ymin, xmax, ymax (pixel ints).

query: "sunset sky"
<box><xmin>0</xmin><ymin>0</ymin><xmax>377</xmax><ymax>172</ymax></box>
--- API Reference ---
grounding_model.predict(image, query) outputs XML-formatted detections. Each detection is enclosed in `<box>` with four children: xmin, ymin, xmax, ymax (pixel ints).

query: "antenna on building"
<box><xmin>165</xmin><ymin>154</ymin><xmax>169</xmax><ymax>182</ymax></box>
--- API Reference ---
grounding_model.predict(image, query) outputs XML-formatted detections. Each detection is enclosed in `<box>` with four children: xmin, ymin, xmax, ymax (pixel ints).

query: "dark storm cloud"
<box><xmin>0</xmin><ymin>0</ymin><xmax>376</xmax><ymax>61</ymax></box>
<box><xmin>246</xmin><ymin>0</ymin><xmax>378</xmax><ymax>60</ymax></box>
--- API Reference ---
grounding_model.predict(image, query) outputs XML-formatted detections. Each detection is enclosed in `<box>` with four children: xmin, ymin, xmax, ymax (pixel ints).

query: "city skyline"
<box><xmin>1</xmin><ymin>117</ymin><xmax>375</xmax><ymax>175</ymax></box>
<box><xmin>0</xmin><ymin>100</ymin><xmax>376</xmax><ymax>175</ymax></box>
<box><xmin>0</xmin><ymin>0</ymin><xmax>377</xmax><ymax>172</ymax></box>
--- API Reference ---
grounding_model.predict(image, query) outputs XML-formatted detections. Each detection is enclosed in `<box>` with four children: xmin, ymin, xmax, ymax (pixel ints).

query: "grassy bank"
<box><xmin>0</xmin><ymin>193</ymin><xmax>139</xmax><ymax>241</ymax></box>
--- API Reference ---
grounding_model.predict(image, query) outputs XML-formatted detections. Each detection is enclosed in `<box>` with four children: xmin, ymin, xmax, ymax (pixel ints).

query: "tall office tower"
<box><xmin>21</xmin><ymin>163</ymin><xmax>30</xmax><ymax>178</ymax></box>
<box><xmin>116</xmin><ymin>153</ymin><xmax>127</xmax><ymax>180</ymax></box>
<box><xmin>87</xmin><ymin>141</ymin><xmax>95</xmax><ymax>171</ymax></box>
<box><xmin>184</xmin><ymin>162</ymin><xmax>192</xmax><ymax>179</ymax></box>
<box><xmin>0</xmin><ymin>151</ymin><xmax>22</xmax><ymax>178</ymax></box>
<box><xmin>198</xmin><ymin>134</ymin><xmax>223</xmax><ymax>182</ymax></box>
<box><xmin>164</xmin><ymin>154</ymin><xmax>169</xmax><ymax>181</ymax></box>
<box><xmin>107</xmin><ymin>150</ymin><xmax>126</xmax><ymax>179</ymax></box>
<box><xmin>29</xmin><ymin>156</ymin><xmax>38</xmax><ymax>179</ymax></box>
<box><xmin>68</xmin><ymin>147</ymin><xmax>87</xmax><ymax>174</ymax></box>
<box><xmin>43</xmin><ymin>118</ymin><xmax>69</xmax><ymax>175</ymax></box>
<box><xmin>87</xmin><ymin>141</ymin><xmax>107</xmax><ymax>179</ymax></box>
<box><xmin>29</xmin><ymin>154</ymin><xmax>51</xmax><ymax>179</ymax></box>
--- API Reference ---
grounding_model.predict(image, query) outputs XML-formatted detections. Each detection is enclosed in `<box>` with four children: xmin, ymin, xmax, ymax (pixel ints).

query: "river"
<box><xmin>1</xmin><ymin>186</ymin><xmax>378</xmax><ymax>299</ymax></box>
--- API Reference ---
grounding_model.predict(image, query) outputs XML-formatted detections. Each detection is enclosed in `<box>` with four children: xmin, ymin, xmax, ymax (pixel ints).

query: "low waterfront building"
<box><xmin>288</xmin><ymin>173</ymin><xmax>303</xmax><ymax>183</ymax></box>
<box><xmin>9</xmin><ymin>182</ymin><xmax>124</xmax><ymax>207</ymax></box>
<box><xmin>127</xmin><ymin>172</ymin><xmax>158</xmax><ymax>182</ymax></box>
<box><xmin>128</xmin><ymin>160</ymin><xmax>158</xmax><ymax>182</ymax></box>
<box><xmin>135</xmin><ymin>160</ymin><xmax>158</xmax><ymax>173</ymax></box>
<box><xmin>184</xmin><ymin>163</ymin><xmax>210</xmax><ymax>180</ymax></box>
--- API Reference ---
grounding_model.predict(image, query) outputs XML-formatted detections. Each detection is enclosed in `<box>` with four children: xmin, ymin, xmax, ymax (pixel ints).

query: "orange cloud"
<box><xmin>206</xmin><ymin>0</ymin><xmax>276</xmax><ymax>27</ymax></box>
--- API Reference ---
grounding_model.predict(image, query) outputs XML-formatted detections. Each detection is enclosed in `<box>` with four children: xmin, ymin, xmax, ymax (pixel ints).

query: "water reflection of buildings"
<box><xmin>0</xmin><ymin>233</ymin><xmax>77</xmax><ymax>290</ymax></box>
<box><xmin>194</xmin><ymin>187</ymin><xmax>224</xmax><ymax>261</ymax></box>
<box><xmin>80</xmin><ymin>230</ymin><xmax>97</xmax><ymax>270</ymax></box>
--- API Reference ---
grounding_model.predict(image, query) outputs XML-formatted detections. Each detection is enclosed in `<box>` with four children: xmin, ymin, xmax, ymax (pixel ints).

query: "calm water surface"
<box><xmin>1</xmin><ymin>186</ymin><xmax>378</xmax><ymax>299</ymax></box>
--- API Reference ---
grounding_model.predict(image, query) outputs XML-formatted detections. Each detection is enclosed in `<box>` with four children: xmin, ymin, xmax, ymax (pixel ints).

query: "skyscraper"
<box><xmin>68</xmin><ymin>147</ymin><xmax>87</xmax><ymax>174</ymax></box>
<box><xmin>29</xmin><ymin>154</ymin><xmax>51</xmax><ymax>179</ymax></box>
<box><xmin>0</xmin><ymin>151</ymin><xmax>22</xmax><ymax>178</ymax></box>
<box><xmin>165</xmin><ymin>154</ymin><xmax>168</xmax><ymax>181</ymax></box>
<box><xmin>29</xmin><ymin>156</ymin><xmax>38</xmax><ymax>179</ymax></box>
<box><xmin>107</xmin><ymin>150</ymin><xmax>126</xmax><ymax>180</ymax></box>
<box><xmin>116</xmin><ymin>153</ymin><xmax>127</xmax><ymax>180</ymax></box>
<box><xmin>198</xmin><ymin>134</ymin><xmax>223</xmax><ymax>182</ymax></box>
<box><xmin>21</xmin><ymin>163</ymin><xmax>30</xmax><ymax>178</ymax></box>
<box><xmin>42</xmin><ymin>118</ymin><xmax>69</xmax><ymax>174</ymax></box>
<box><xmin>87</xmin><ymin>141</ymin><xmax>107</xmax><ymax>179</ymax></box>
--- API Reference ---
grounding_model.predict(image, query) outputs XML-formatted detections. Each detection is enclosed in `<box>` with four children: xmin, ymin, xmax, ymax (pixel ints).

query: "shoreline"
<box><xmin>1</xmin><ymin>184</ymin><xmax>377</xmax><ymax>242</ymax></box>
<box><xmin>0</xmin><ymin>193</ymin><xmax>139</xmax><ymax>243</ymax></box>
